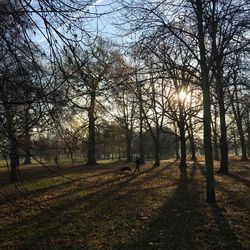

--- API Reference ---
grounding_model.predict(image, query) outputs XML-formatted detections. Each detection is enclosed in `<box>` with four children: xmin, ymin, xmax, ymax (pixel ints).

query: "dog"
<box><xmin>120</xmin><ymin>166</ymin><xmax>132</xmax><ymax>173</ymax></box>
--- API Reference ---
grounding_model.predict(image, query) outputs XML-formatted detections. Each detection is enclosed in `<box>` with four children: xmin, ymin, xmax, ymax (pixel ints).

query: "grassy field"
<box><xmin>0</xmin><ymin>159</ymin><xmax>249</xmax><ymax>249</ymax></box>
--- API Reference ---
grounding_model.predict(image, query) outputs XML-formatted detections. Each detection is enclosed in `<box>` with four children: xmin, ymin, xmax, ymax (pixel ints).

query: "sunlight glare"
<box><xmin>177</xmin><ymin>89</ymin><xmax>191</xmax><ymax>104</ymax></box>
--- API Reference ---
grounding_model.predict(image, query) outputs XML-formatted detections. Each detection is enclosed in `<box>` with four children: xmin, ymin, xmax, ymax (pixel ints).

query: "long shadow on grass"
<box><xmin>113</xmin><ymin>163</ymin><xmax>206</xmax><ymax>249</ymax></box>
<box><xmin>113</xmin><ymin>162</ymin><xmax>244</xmax><ymax>250</ymax></box>
<box><xmin>15</xmin><ymin>162</ymin><xmax>156</xmax><ymax>196</ymax></box>
<box><xmin>2</xmin><ymin>163</ymin><xmax>157</xmax><ymax>214</ymax></box>
<box><xmin>0</xmin><ymin>163</ymin><xmax>170</xmax><ymax>248</ymax></box>
<box><xmin>0</xmin><ymin>168</ymin><xmax>122</xmax><ymax>207</ymax></box>
<box><xmin>0</xmin><ymin>161</ymin><xmax>179</xmax><ymax>248</ymax></box>
<box><xmin>0</xmin><ymin>169</ymin><xmax>139</xmax><ymax>217</ymax></box>
<box><xmin>227</xmin><ymin>173</ymin><xmax>250</xmax><ymax>188</ymax></box>
<box><xmin>2</xmin><ymin>161</ymin><xmax>244</xmax><ymax>249</ymax></box>
<box><xmin>0</xmin><ymin>162</ymin><xmax>122</xmax><ymax>185</ymax></box>
<box><xmin>216</xmin><ymin>181</ymin><xmax>249</xmax><ymax>208</ymax></box>
<box><xmin>208</xmin><ymin>203</ymin><xmax>244</xmax><ymax>249</ymax></box>
<box><xmin>117</xmin><ymin>161</ymin><xmax>176</xmax><ymax>189</ymax></box>
<box><xmin>196</xmin><ymin>162</ymin><xmax>244</xmax><ymax>249</ymax></box>
<box><xmin>237</xmin><ymin>164</ymin><xmax>250</xmax><ymax>171</ymax></box>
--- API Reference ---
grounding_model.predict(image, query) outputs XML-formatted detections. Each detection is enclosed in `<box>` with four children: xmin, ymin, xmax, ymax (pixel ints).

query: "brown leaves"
<box><xmin>0</xmin><ymin>160</ymin><xmax>249</xmax><ymax>249</ymax></box>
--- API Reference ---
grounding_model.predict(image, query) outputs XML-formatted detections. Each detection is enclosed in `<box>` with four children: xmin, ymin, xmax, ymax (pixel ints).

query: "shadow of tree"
<box><xmin>112</xmin><ymin>163</ymin><xmax>207</xmax><ymax>249</ymax></box>
<box><xmin>0</xmin><ymin>163</ymin><xmax>171</xmax><ymax>247</ymax></box>
<box><xmin>0</xmin><ymin>161</ymin><xmax>123</xmax><ymax>185</ymax></box>
<box><xmin>113</xmin><ymin>162</ymin><xmax>244</xmax><ymax>249</ymax></box>
<box><xmin>0</xmin><ymin>161</ymin><xmax>247</xmax><ymax>249</ymax></box>
<box><xmin>227</xmin><ymin>173</ymin><xmax>250</xmax><ymax>188</ymax></box>
<box><xmin>209</xmin><ymin>203</ymin><xmax>243</xmax><ymax>249</ymax></box>
<box><xmin>237</xmin><ymin>164</ymin><xmax>250</xmax><ymax>171</ymax></box>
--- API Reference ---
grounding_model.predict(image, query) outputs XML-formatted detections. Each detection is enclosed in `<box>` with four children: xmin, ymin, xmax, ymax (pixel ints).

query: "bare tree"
<box><xmin>229</xmin><ymin>70</ymin><xmax>249</xmax><ymax>161</ymax></box>
<box><xmin>118</xmin><ymin>0</ymin><xmax>217</xmax><ymax>201</ymax></box>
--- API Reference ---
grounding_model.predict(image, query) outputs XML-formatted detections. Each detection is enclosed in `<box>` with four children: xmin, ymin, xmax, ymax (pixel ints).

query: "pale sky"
<box><xmin>30</xmin><ymin>0</ymin><xmax>122</xmax><ymax>46</ymax></box>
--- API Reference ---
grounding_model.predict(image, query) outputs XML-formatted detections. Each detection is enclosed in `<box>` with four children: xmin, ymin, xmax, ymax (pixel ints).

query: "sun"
<box><xmin>179</xmin><ymin>90</ymin><xmax>187</xmax><ymax>101</ymax></box>
<box><xmin>178</xmin><ymin>90</ymin><xmax>191</xmax><ymax>103</ymax></box>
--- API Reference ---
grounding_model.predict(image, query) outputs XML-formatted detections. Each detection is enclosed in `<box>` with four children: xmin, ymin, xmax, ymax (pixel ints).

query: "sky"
<box><xmin>29</xmin><ymin>0</ymin><xmax>124</xmax><ymax>47</ymax></box>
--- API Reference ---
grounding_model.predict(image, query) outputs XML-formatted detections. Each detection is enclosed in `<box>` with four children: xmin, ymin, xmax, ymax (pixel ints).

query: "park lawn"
<box><xmin>0</xmin><ymin>159</ymin><xmax>249</xmax><ymax>249</ymax></box>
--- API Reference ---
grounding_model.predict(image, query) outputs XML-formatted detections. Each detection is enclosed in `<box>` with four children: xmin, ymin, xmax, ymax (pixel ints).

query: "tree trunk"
<box><xmin>239</xmin><ymin>126</ymin><xmax>248</xmax><ymax>161</ymax></box>
<box><xmin>248</xmin><ymin>115</ymin><xmax>250</xmax><ymax>157</ymax></box>
<box><xmin>23</xmin><ymin>107</ymin><xmax>32</xmax><ymax>165</ymax></box>
<box><xmin>126</xmin><ymin>137</ymin><xmax>132</xmax><ymax>162</ymax></box>
<box><xmin>23</xmin><ymin>131</ymin><xmax>31</xmax><ymax>164</ymax></box>
<box><xmin>87</xmin><ymin>91</ymin><xmax>97</xmax><ymax>165</ymax></box>
<box><xmin>24</xmin><ymin>153</ymin><xmax>31</xmax><ymax>165</ymax></box>
<box><xmin>137</xmin><ymin>78</ymin><xmax>145</xmax><ymax>164</ymax></box>
<box><xmin>9</xmin><ymin>136</ymin><xmax>19</xmax><ymax>183</ymax></box>
<box><xmin>139</xmin><ymin>103</ymin><xmax>145</xmax><ymax>164</ymax></box>
<box><xmin>174</xmin><ymin>125</ymin><xmax>180</xmax><ymax>160</ymax></box>
<box><xmin>154</xmin><ymin>140</ymin><xmax>160</xmax><ymax>167</ymax></box>
<box><xmin>214</xmin><ymin>137</ymin><xmax>220</xmax><ymax>160</ymax></box>
<box><xmin>196</xmin><ymin>0</ymin><xmax>216</xmax><ymax>202</ymax></box>
<box><xmin>217</xmin><ymin>86</ymin><xmax>229</xmax><ymax>174</ymax></box>
<box><xmin>118</xmin><ymin>145</ymin><xmax>121</xmax><ymax>161</ymax></box>
<box><xmin>231</xmin><ymin>84</ymin><xmax>248</xmax><ymax>161</ymax></box>
<box><xmin>202</xmin><ymin>83</ymin><xmax>216</xmax><ymax>202</ymax></box>
<box><xmin>187</xmin><ymin>118</ymin><xmax>197</xmax><ymax>161</ymax></box>
<box><xmin>151</xmin><ymin>128</ymin><xmax>160</xmax><ymax>167</ymax></box>
<box><xmin>178</xmin><ymin>99</ymin><xmax>187</xmax><ymax>168</ymax></box>
<box><xmin>6</xmin><ymin>108</ymin><xmax>19</xmax><ymax>183</ymax></box>
<box><xmin>233</xmin><ymin>131</ymin><xmax>238</xmax><ymax>156</ymax></box>
<box><xmin>213</xmin><ymin>105</ymin><xmax>220</xmax><ymax>160</ymax></box>
<box><xmin>210</xmin><ymin>8</ymin><xmax>228</xmax><ymax>172</ymax></box>
<box><xmin>139</xmin><ymin>129</ymin><xmax>145</xmax><ymax>163</ymax></box>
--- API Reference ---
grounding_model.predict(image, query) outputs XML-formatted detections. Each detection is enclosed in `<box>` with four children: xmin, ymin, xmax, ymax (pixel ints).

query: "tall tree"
<box><xmin>230</xmin><ymin>71</ymin><xmax>249</xmax><ymax>161</ymax></box>
<box><xmin>119</xmin><ymin>0</ymin><xmax>217</xmax><ymax>201</ymax></box>
<box><xmin>65</xmin><ymin>39</ymin><xmax>128</xmax><ymax>164</ymax></box>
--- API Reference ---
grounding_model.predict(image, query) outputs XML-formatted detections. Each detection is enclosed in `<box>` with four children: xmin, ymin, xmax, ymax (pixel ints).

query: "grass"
<box><xmin>0</xmin><ymin>159</ymin><xmax>249</xmax><ymax>249</ymax></box>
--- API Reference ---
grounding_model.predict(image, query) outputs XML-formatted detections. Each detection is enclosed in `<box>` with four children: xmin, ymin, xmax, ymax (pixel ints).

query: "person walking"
<box><xmin>134</xmin><ymin>156</ymin><xmax>140</xmax><ymax>173</ymax></box>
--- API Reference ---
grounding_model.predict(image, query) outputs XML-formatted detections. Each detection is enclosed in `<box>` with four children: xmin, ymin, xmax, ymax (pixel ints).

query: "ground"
<box><xmin>0</xmin><ymin>159</ymin><xmax>249</xmax><ymax>249</ymax></box>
